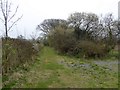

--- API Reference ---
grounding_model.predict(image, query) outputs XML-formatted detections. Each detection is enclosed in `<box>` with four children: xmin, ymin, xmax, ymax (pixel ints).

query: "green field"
<box><xmin>2</xmin><ymin>47</ymin><xmax>118</xmax><ymax>88</ymax></box>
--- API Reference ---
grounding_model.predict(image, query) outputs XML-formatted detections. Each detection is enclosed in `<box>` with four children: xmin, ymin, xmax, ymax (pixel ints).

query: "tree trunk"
<box><xmin>5</xmin><ymin>18</ymin><xmax>8</xmax><ymax>40</ymax></box>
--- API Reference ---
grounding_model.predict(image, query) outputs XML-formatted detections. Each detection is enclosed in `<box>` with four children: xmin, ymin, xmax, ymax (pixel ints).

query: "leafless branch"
<box><xmin>5</xmin><ymin>0</ymin><xmax>8</xmax><ymax>18</ymax></box>
<box><xmin>0</xmin><ymin>0</ymin><xmax>23</xmax><ymax>38</ymax></box>
<box><xmin>0</xmin><ymin>0</ymin><xmax>6</xmax><ymax>18</ymax></box>
<box><xmin>8</xmin><ymin>15</ymin><xmax>23</xmax><ymax>31</ymax></box>
<box><xmin>7</xmin><ymin>2</ymin><xmax>12</xmax><ymax>17</ymax></box>
<box><xmin>8</xmin><ymin>5</ymin><xmax>19</xmax><ymax>22</ymax></box>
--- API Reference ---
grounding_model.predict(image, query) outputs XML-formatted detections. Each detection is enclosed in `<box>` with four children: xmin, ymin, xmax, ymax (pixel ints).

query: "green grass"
<box><xmin>2</xmin><ymin>46</ymin><xmax>118</xmax><ymax>88</ymax></box>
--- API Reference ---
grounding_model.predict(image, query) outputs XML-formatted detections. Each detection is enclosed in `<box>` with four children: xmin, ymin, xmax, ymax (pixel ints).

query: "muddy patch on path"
<box><xmin>93</xmin><ymin>60</ymin><xmax>118</xmax><ymax>72</ymax></box>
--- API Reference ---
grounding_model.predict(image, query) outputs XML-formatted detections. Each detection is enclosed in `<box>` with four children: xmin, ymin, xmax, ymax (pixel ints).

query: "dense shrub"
<box><xmin>73</xmin><ymin>40</ymin><xmax>109</xmax><ymax>58</ymax></box>
<box><xmin>48</xmin><ymin>25</ymin><xmax>76</xmax><ymax>54</ymax></box>
<box><xmin>2</xmin><ymin>38</ymin><xmax>40</xmax><ymax>75</ymax></box>
<box><xmin>46</xmin><ymin>25</ymin><xmax>110</xmax><ymax>58</ymax></box>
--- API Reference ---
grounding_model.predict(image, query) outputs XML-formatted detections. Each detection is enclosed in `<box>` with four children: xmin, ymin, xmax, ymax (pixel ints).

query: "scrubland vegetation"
<box><xmin>2</xmin><ymin>37</ymin><xmax>42</xmax><ymax>88</ymax></box>
<box><xmin>2</xmin><ymin>38</ymin><xmax>41</xmax><ymax>75</ymax></box>
<box><xmin>1</xmin><ymin>12</ymin><xmax>119</xmax><ymax>89</ymax></box>
<box><xmin>37</xmin><ymin>12</ymin><xmax>119</xmax><ymax>59</ymax></box>
<box><xmin>2</xmin><ymin>47</ymin><xmax>119</xmax><ymax>88</ymax></box>
<box><xmin>0</xmin><ymin>0</ymin><xmax>119</xmax><ymax>88</ymax></box>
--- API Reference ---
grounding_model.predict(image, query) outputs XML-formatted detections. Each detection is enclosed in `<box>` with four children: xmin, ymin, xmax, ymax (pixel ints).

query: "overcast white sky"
<box><xmin>0</xmin><ymin>0</ymin><xmax>119</xmax><ymax>39</ymax></box>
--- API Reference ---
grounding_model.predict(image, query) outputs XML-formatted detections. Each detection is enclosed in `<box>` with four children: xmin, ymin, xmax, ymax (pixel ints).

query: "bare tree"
<box><xmin>0</xmin><ymin>0</ymin><xmax>22</xmax><ymax>39</ymax></box>
<box><xmin>67</xmin><ymin>12</ymin><xmax>99</xmax><ymax>40</ymax></box>
<box><xmin>36</xmin><ymin>19</ymin><xmax>68</xmax><ymax>35</ymax></box>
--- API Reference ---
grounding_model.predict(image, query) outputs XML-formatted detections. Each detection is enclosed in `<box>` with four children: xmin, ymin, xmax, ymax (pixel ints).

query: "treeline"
<box><xmin>37</xmin><ymin>12</ymin><xmax>120</xmax><ymax>58</ymax></box>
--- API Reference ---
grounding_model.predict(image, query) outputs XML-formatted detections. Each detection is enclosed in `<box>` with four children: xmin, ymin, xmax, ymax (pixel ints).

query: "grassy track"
<box><xmin>3</xmin><ymin>47</ymin><xmax>118</xmax><ymax>88</ymax></box>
